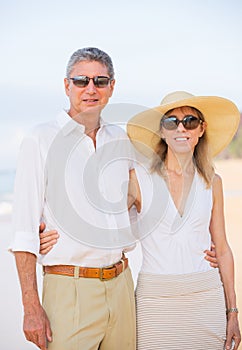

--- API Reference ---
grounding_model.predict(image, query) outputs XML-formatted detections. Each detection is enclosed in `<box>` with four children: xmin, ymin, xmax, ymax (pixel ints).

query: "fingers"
<box><xmin>40</xmin><ymin>239</ymin><xmax>58</xmax><ymax>254</ymax></box>
<box><xmin>39</xmin><ymin>231</ymin><xmax>59</xmax><ymax>255</ymax></box>
<box><xmin>39</xmin><ymin>245</ymin><xmax>54</xmax><ymax>255</ymax></box>
<box><xmin>204</xmin><ymin>249</ymin><xmax>215</xmax><ymax>257</ymax></box>
<box><xmin>225</xmin><ymin>338</ymin><xmax>238</xmax><ymax>350</ymax></box>
<box><xmin>225</xmin><ymin>337</ymin><xmax>233</xmax><ymax>350</ymax></box>
<box><xmin>204</xmin><ymin>254</ymin><xmax>216</xmax><ymax>263</ymax></box>
<box><xmin>209</xmin><ymin>262</ymin><xmax>218</xmax><ymax>268</ymax></box>
<box><xmin>45</xmin><ymin>318</ymin><xmax>52</xmax><ymax>343</ymax></box>
<box><xmin>204</xmin><ymin>249</ymin><xmax>219</xmax><ymax>268</ymax></box>
<box><xmin>25</xmin><ymin>329</ymin><xmax>47</xmax><ymax>350</ymax></box>
<box><xmin>38</xmin><ymin>335</ymin><xmax>48</xmax><ymax>350</ymax></box>
<box><xmin>39</xmin><ymin>222</ymin><xmax>46</xmax><ymax>233</ymax></box>
<box><xmin>210</xmin><ymin>242</ymin><xmax>216</xmax><ymax>251</ymax></box>
<box><xmin>39</xmin><ymin>231</ymin><xmax>58</xmax><ymax>241</ymax></box>
<box><xmin>233</xmin><ymin>334</ymin><xmax>242</xmax><ymax>350</ymax></box>
<box><xmin>225</xmin><ymin>317</ymin><xmax>241</xmax><ymax>350</ymax></box>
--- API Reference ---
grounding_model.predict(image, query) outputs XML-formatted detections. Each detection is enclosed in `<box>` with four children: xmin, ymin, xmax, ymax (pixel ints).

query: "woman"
<box><xmin>39</xmin><ymin>91</ymin><xmax>241</xmax><ymax>349</ymax></box>
<box><xmin>126</xmin><ymin>91</ymin><xmax>241</xmax><ymax>350</ymax></box>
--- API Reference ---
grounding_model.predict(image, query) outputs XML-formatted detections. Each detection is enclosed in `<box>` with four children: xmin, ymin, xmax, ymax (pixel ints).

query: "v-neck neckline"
<box><xmin>164</xmin><ymin>171</ymin><xmax>197</xmax><ymax>218</ymax></box>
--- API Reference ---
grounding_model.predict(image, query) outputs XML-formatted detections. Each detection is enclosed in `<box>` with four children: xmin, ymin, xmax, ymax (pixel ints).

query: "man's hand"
<box><xmin>204</xmin><ymin>243</ymin><xmax>218</xmax><ymax>268</ymax></box>
<box><xmin>24</xmin><ymin>304</ymin><xmax>52</xmax><ymax>350</ymax></box>
<box><xmin>39</xmin><ymin>222</ymin><xmax>59</xmax><ymax>255</ymax></box>
<box><xmin>14</xmin><ymin>251</ymin><xmax>52</xmax><ymax>349</ymax></box>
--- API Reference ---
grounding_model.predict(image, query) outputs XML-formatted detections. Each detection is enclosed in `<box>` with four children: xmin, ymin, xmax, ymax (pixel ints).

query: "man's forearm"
<box><xmin>14</xmin><ymin>251</ymin><xmax>41</xmax><ymax>312</ymax></box>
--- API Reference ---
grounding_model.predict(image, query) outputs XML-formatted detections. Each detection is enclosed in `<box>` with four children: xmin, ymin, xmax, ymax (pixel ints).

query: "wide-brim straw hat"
<box><xmin>127</xmin><ymin>91</ymin><xmax>240</xmax><ymax>158</ymax></box>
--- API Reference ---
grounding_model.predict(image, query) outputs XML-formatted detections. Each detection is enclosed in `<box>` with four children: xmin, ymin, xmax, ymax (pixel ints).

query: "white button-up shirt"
<box><xmin>10</xmin><ymin>110</ymin><xmax>135</xmax><ymax>267</ymax></box>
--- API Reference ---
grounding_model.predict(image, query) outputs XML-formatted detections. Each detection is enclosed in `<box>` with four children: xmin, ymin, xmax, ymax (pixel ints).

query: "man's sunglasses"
<box><xmin>69</xmin><ymin>75</ymin><xmax>112</xmax><ymax>88</ymax></box>
<box><xmin>161</xmin><ymin>115</ymin><xmax>203</xmax><ymax>130</ymax></box>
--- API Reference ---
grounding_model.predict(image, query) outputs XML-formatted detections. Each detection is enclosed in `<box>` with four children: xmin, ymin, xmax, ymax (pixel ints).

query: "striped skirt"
<box><xmin>135</xmin><ymin>269</ymin><xmax>226</xmax><ymax>350</ymax></box>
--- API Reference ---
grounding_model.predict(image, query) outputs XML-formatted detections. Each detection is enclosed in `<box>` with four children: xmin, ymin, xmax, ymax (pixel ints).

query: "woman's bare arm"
<box><xmin>210</xmin><ymin>174</ymin><xmax>241</xmax><ymax>350</ymax></box>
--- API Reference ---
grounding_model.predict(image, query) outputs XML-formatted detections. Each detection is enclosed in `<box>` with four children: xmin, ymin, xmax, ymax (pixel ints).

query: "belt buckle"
<box><xmin>99</xmin><ymin>267</ymin><xmax>106</xmax><ymax>281</ymax></box>
<box><xmin>99</xmin><ymin>265</ymin><xmax>114</xmax><ymax>281</ymax></box>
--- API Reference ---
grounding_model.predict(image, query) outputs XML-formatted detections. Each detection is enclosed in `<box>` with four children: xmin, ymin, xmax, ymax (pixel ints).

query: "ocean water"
<box><xmin>0</xmin><ymin>169</ymin><xmax>15</xmax><ymax>216</ymax></box>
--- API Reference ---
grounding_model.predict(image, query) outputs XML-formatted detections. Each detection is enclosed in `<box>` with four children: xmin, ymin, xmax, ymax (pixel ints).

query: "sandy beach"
<box><xmin>0</xmin><ymin>158</ymin><xmax>241</xmax><ymax>349</ymax></box>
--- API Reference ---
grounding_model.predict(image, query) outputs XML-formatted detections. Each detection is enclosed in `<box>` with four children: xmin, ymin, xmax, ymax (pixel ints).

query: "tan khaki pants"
<box><xmin>42</xmin><ymin>267</ymin><xmax>136</xmax><ymax>350</ymax></box>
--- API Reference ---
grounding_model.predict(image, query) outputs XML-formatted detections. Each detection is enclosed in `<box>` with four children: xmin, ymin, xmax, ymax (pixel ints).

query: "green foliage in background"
<box><xmin>217</xmin><ymin>118</ymin><xmax>242</xmax><ymax>159</ymax></box>
<box><xmin>228</xmin><ymin>128</ymin><xmax>242</xmax><ymax>158</ymax></box>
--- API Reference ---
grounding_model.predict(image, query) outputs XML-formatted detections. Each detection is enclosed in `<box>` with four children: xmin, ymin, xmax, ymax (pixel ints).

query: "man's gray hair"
<box><xmin>66</xmin><ymin>47</ymin><xmax>115</xmax><ymax>79</ymax></box>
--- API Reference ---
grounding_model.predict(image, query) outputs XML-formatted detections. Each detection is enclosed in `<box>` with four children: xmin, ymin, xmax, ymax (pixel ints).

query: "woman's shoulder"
<box><xmin>212</xmin><ymin>173</ymin><xmax>224</xmax><ymax>198</ymax></box>
<box><xmin>213</xmin><ymin>173</ymin><xmax>223</xmax><ymax>186</ymax></box>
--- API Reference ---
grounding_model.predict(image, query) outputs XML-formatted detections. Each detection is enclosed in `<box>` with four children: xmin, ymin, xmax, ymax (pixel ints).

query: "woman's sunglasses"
<box><xmin>161</xmin><ymin>115</ymin><xmax>203</xmax><ymax>130</ymax></box>
<box><xmin>69</xmin><ymin>75</ymin><xmax>112</xmax><ymax>88</ymax></box>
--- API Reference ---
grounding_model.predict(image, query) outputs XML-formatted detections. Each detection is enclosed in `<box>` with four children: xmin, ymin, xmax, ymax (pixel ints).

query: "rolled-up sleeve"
<box><xmin>10</xmin><ymin>132</ymin><xmax>45</xmax><ymax>256</ymax></box>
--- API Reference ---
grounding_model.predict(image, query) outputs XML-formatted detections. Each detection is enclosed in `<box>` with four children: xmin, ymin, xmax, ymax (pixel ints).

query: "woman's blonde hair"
<box><xmin>150</xmin><ymin>106</ymin><xmax>215</xmax><ymax>187</ymax></box>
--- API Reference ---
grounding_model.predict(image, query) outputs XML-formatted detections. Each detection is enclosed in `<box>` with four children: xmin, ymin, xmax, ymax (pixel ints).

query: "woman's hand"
<box><xmin>204</xmin><ymin>243</ymin><xmax>218</xmax><ymax>268</ymax></box>
<box><xmin>39</xmin><ymin>222</ymin><xmax>59</xmax><ymax>255</ymax></box>
<box><xmin>225</xmin><ymin>313</ymin><xmax>241</xmax><ymax>349</ymax></box>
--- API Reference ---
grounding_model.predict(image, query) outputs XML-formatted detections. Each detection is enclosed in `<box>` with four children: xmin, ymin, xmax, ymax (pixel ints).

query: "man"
<box><xmin>11</xmin><ymin>47</ymin><xmax>136</xmax><ymax>350</ymax></box>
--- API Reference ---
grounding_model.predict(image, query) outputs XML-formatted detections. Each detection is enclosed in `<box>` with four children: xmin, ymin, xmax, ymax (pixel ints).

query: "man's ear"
<box><xmin>64</xmin><ymin>78</ymin><xmax>70</xmax><ymax>96</ymax></box>
<box><xmin>109</xmin><ymin>79</ymin><xmax>115</xmax><ymax>97</ymax></box>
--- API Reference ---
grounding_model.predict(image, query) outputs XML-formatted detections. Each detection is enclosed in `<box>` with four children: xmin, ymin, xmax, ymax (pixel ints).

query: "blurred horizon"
<box><xmin>1</xmin><ymin>0</ymin><xmax>242</xmax><ymax>171</ymax></box>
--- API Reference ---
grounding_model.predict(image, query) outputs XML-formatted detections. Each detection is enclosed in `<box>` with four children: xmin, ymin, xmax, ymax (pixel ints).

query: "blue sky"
<box><xmin>1</xmin><ymin>0</ymin><xmax>242</xmax><ymax>169</ymax></box>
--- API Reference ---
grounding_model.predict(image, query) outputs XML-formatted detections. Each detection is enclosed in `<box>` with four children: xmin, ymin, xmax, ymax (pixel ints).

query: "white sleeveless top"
<box><xmin>134</xmin><ymin>164</ymin><xmax>214</xmax><ymax>275</ymax></box>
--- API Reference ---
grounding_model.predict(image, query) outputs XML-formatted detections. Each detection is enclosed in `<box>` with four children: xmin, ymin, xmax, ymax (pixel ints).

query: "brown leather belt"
<box><xmin>43</xmin><ymin>256</ymin><xmax>128</xmax><ymax>281</ymax></box>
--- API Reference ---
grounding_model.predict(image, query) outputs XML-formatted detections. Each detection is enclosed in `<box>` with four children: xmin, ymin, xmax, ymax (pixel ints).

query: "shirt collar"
<box><xmin>56</xmin><ymin>110</ymin><xmax>85</xmax><ymax>136</ymax></box>
<box><xmin>56</xmin><ymin>110</ymin><xmax>107</xmax><ymax>136</ymax></box>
